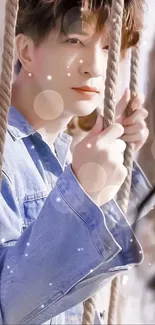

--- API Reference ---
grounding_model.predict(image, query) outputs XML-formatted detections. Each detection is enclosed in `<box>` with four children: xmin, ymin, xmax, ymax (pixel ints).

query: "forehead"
<box><xmin>57</xmin><ymin>7</ymin><xmax>109</xmax><ymax>36</ymax></box>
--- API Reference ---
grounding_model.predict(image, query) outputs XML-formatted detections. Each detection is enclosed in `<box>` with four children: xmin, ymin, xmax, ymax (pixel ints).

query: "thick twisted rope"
<box><xmin>0</xmin><ymin>0</ymin><xmax>18</xmax><ymax>181</ymax></box>
<box><xmin>82</xmin><ymin>1</ymin><xmax>125</xmax><ymax>324</ymax></box>
<box><xmin>104</xmin><ymin>0</ymin><xmax>124</xmax><ymax>127</ymax></box>
<box><xmin>107</xmin><ymin>276</ymin><xmax>121</xmax><ymax>325</ymax></box>
<box><xmin>106</xmin><ymin>20</ymin><xmax>140</xmax><ymax>325</ymax></box>
<box><xmin>103</xmin><ymin>1</ymin><xmax>125</xmax><ymax>324</ymax></box>
<box><xmin>113</xmin><ymin>43</ymin><xmax>140</xmax><ymax>325</ymax></box>
<box><xmin>117</xmin><ymin>44</ymin><xmax>140</xmax><ymax>214</ymax></box>
<box><xmin>82</xmin><ymin>296</ymin><xmax>96</xmax><ymax>325</ymax></box>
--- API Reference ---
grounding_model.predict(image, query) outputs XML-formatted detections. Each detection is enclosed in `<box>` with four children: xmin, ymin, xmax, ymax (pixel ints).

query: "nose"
<box><xmin>79</xmin><ymin>47</ymin><xmax>104</xmax><ymax>78</ymax></box>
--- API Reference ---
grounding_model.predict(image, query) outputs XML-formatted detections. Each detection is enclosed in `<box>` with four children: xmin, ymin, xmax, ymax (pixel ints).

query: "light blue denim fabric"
<box><xmin>0</xmin><ymin>106</ymin><xmax>153</xmax><ymax>325</ymax></box>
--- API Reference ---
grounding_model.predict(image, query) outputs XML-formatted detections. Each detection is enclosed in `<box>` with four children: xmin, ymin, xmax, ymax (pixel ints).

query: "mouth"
<box><xmin>71</xmin><ymin>86</ymin><xmax>100</xmax><ymax>99</ymax></box>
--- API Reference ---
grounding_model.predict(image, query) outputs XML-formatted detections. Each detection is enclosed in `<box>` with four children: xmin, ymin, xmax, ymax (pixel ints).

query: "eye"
<box><xmin>65</xmin><ymin>38</ymin><xmax>83</xmax><ymax>45</ymax></box>
<box><xmin>103</xmin><ymin>45</ymin><xmax>109</xmax><ymax>51</ymax></box>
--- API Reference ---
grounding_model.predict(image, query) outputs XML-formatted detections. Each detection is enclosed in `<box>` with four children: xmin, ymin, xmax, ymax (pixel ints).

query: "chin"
<box><xmin>68</xmin><ymin>102</ymin><xmax>97</xmax><ymax>117</ymax></box>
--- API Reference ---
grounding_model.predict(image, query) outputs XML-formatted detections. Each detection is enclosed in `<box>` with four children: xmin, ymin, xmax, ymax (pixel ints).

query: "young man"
<box><xmin>0</xmin><ymin>0</ymin><xmax>152</xmax><ymax>324</ymax></box>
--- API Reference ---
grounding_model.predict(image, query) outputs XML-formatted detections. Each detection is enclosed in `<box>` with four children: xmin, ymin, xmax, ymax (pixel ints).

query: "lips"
<box><xmin>71</xmin><ymin>86</ymin><xmax>100</xmax><ymax>94</ymax></box>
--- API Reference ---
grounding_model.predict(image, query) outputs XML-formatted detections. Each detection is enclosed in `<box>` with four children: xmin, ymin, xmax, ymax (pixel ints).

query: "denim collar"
<box><xmin>8</xmin><ymin>106</ymin><xmax>72</xmax><ymax>168</ymax></box>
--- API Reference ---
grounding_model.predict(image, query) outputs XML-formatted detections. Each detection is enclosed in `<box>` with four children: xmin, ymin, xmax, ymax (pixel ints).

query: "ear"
<box><xmin>16</xmin><ymin>34</ymin><xmax>35</xmax><ymax>73</ymax></box>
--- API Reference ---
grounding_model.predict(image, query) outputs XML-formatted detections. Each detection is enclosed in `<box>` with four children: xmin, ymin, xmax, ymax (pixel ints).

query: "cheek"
<box><xmin>33</xmin><ymin>52</ymin><xmax>73</xmax><ymax>82</ymax></box>
<box><xmin>33</xmin><ymin>46</ymin><xmax>56</xmax><ymax>77</ymax></box>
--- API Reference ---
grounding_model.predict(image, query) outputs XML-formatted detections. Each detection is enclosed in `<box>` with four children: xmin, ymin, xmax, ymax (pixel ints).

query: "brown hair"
<box><xmin>16</xmin><ymin>0</ymin><xmax>144</xmax><ymax>49</ymax></box>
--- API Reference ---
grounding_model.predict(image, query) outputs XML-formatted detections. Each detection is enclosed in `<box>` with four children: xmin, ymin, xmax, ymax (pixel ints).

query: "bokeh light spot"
<box><xmin>34</xmin><ymin>90</ymin><xmax>64</xmax><ymax>120</ymax></box>
<box><xmin>77</xmin><ymin>162</ymin><xmax>107</xmax><ymax>193</ymax></box>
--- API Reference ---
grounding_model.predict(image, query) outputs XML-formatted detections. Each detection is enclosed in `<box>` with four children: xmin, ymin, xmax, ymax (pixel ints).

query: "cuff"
<box><xmin>56</xmin><ymin>164</ymin><xmax>121</xmax><ymax>262</ymax></box>
<box><xmin>128</xmin><ymin>161</ymin><xmax>154</xmax><ymax>221</ymax></box>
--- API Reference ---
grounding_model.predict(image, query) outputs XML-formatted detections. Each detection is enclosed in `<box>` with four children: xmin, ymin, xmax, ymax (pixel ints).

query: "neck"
<box><xmin>11</xmin><ymin>71</ymin><xmax>72</xmax><ymax>145</ymax></box>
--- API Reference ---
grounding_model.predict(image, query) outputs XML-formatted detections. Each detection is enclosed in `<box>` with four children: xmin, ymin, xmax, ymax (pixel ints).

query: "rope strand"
<box><xmin>82</xmin><ymin>297</ymin><xmax>96</xmax><ymax>325</ymax></box>
<box><xmin>104</xmin><ymin>0</ymin><xmax>125</xmax><ymax>127</ymax></box>
<box><xmin>0</xmin><ymin>0</ymin><xmax>18</xmax><ymax>181</ymax></box>
<box><xmin>117</xmin><ymin>44</ymin><xmax>140</xmax><ymax>214</ymax></box>
<box><xmin>82</xmin><ymin>1</ymin><xmax>125</xmax><ymax>324</ymax></box>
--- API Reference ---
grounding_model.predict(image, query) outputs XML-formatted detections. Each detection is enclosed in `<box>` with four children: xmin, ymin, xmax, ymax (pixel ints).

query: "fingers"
<box><xmin>122</xmin><ymin>108</ymin><xmax>148</xmax><ymax>126</ymax></box>
<box><xmin>122</xmin><ymin>133</ymin><xmax>143</xmax><ymax>143</ymax></box>
<box><xmin>87</xmin><ymin>115</ymin><xmax>104</xmax><ymax>138</ymax></box>
<box><xmin>99</xmin><ymin>123</ymin><xmax>124</xmax><ymax>143</ymax></box>
<box><xmin>123</xmin><ymin>121</ymin><xmax>146</xmax><ymax>134</ymax></box>
<box><xmin>111</xmin><ymin>140</ymin><xmax>126</xmax><ymax>164</ymax></box>
<box><xmin>131</xmin><ymin>93</ymin><xmax>145</xmax><ymax>111</ymax></box>
<box><xmin>115</xmin><ymin>91</ymin><xmax>145</xmax><ymax>124</ymax></box>
<box><xmin>122</xmin><ymin>128</ymin><xmax>149</xmax><ymax>147</ymax></box>
<box><xmin>115</xmin><ymin>139</ymin><xmax>126</xmax><ymax>153</ymax></box>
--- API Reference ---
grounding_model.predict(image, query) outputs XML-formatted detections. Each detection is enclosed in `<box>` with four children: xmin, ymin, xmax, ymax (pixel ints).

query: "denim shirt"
<box><xmin>0</xmin><ymin>106</ymin><xmax>153</xmax><ymax>325</ymax></box>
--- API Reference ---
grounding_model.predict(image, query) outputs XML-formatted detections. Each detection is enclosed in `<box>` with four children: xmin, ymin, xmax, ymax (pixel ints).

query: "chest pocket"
<box><xmin>20</xmin><ymin>190</ymin><xmax>50</xmax><ymax>228</ymax></box>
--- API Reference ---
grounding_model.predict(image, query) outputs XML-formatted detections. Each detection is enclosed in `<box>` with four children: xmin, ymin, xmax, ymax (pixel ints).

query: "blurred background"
<box><xmin>0</xmin><ymin>0</ymin><xmax>155</xmax><ymax>324</ymax></box>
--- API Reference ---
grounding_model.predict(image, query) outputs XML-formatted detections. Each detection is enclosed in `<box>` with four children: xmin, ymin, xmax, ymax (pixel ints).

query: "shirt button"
<box><xmin>100</xmin><ymin>310</ymin><xmax>105</xmax><ymax>319</ymax></box>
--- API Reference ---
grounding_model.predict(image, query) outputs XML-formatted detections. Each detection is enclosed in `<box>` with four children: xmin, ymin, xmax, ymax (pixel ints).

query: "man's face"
<box><xmin>31</xmin><ymin>19</ymin><xmax>109</xmax><ymax>118</ymax></box>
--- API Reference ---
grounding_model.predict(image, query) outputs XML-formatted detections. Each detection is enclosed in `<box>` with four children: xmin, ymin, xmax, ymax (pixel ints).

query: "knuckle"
<box><xmin>117</xmin><ymin>139</ymin><xmax>126</xmax><ymax>150</ymax></box>
<box><xmin>138</xmin><ymin>120</ymin><xmax>146</xmax><ymax>128</ymax></box>
<box><xmin>139</xmin><ymin>128</ymin><xmax>145</xmax><ymax>138</ymax></box>
<box><xmin>146</xmin><ymin>128</ymin><xmax>149</xmax><ymax>138</ymax></box>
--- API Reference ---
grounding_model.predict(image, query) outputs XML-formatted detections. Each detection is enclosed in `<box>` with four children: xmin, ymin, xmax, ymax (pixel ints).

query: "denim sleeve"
<box><xmin>126</xmin><ymin>161</ymin><xmax>154</xmax><ymax>224</ymax></box>
<box><xmin>0</xmin><ymin>165</ymin><xmax>142</xmax><ymax>325</ymax></box>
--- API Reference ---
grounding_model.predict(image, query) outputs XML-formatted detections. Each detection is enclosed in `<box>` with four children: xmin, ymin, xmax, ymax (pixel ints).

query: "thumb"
<box><xmin>87</xmin><ymin>115</ymin><xmax>104</xmax><ymax>137</ymax></box>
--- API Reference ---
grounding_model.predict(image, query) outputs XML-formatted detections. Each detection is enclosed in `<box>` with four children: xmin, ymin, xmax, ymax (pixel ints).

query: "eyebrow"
<box><xmin>67</xmin><ymin>30</ymin><xmax>89</xmax><ymax>36</ymax></box>
<box><xmin>60</xmin><ymin>28</ymin><xmax>90</xmax><ymax>38</ymax></box>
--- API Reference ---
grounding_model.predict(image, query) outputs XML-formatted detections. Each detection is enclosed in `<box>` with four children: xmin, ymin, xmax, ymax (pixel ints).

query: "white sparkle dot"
<box><xmin>25</xmin><ymin>253</ymin><xmax>28</xmax><ymax>257</ymax></box>
<box><xmin>10</xmin><ymin>270</ymin><xmax>13</xmax><ymax>274</ymax></box>
<box><xmin>27</xmin><ymin>242</ymin><xmax>30</xmax><ymax>246</ymax></box>
<box><xmin>56</xmin><ymin>197</ymin><xmax>61</xmax><ymax>202</ymax></box>
<box><xmin>79</xmin><ymin>59</ymin><xmax>83</xmax><ymax>64</ymax></box>
<box><xmin>67</xmin><ymin>66</ymin><xmax>70</xmax><ymax>69</ymax></box>
<box><xmin>49</xmin><ymin>282</ymin><xmax>52</xmax><ymax>286</ymax></box>
<box><xmin>47</xmin><ymin>75</ymin><xmax>52</xmax><ymax>81</ymax></box>
<box><xmin>1</xmin><ymin>238</ymin><xmax>5</xmax><ymax>243</ymax></box>
<box><xmin>139</xmin><ymin>250</ymin><xmax>142</xmax><ymax>254</ymax></box>
<box><xmin>142</xmin><ymin>40</ymin><xmax>147</xmax><ymax>46</ymax></box>
<box><xmin>28</xmin><ymin>73</ymin><xmax>32</xmax><ymax>77</ymax></box>
<box><xmin>41</xmin><ymin>304</ymin><xmax>45</xmax><ymax>308</ymax></box>
<box><xmin>77</xmin><ymin>248</ymin><xmax>84</xmax><ymax>251</ymax></box>
<box><xmin>130</xmin><ymin>239</ymin><xmax>133</xmax><ymax>242</ymax></box>
<box><xmin>81</xmin><ymin>7</ymin><xmax>84</xmax><ymax>11</ymax></box>
<box><xmin>109</xmin><ymin>247</ymin><xmax>111</xmax><ymax>250</ymax></box>
<box><xmin>87</xmin><ymin>143</ymin><xmax>92</xmax><ymax>148</ymax></box>
<box><xmin>149</xmin><ymin>263</ymin><xmax>151</xmax><ymax>266</ymax></box>
<box><xmin>7</xmin><ymin>265</ymin><xmax>10</xmax><ymax>269</ymax></box>
<box><xmin>151</xmin><ymin>206</ymin><xmax>154</xmax><ymax>210</ymax></box>
<box><xmin>67</xmin><ymin>73</ymin><xmax>71</xmax><ymax>77</ymax></box>
<box><xmin>113</xmin><ymin>18</ymin><xmax>116</xmax><ymax>22</ymax></box>
<box><xmin>90</xmin><ymin>269</ymin><xmax>93</xmax><ymax>273</ymax></box>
